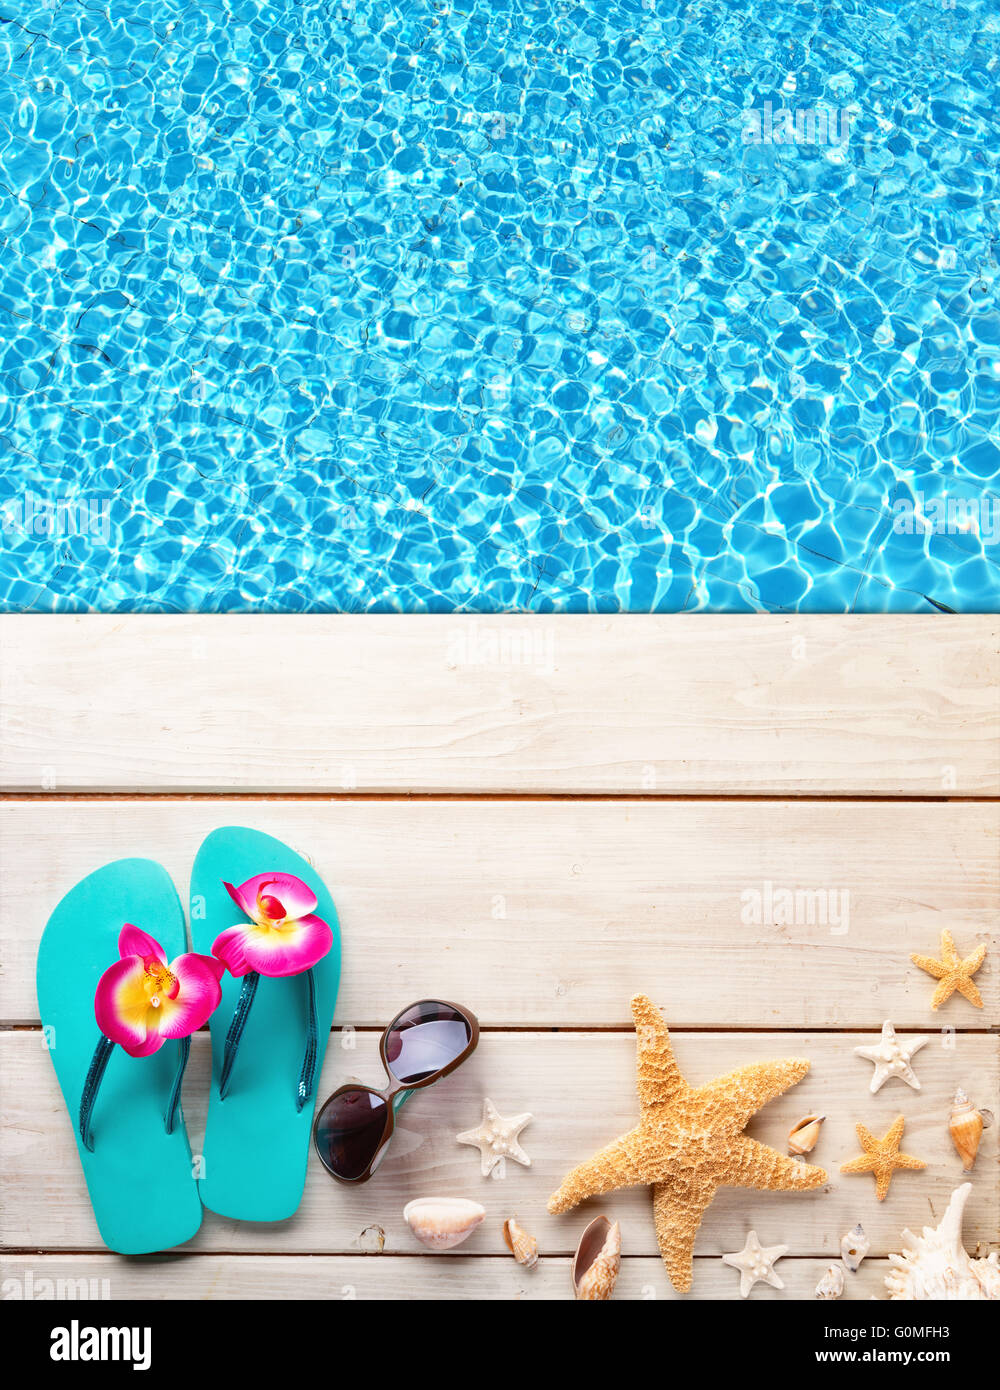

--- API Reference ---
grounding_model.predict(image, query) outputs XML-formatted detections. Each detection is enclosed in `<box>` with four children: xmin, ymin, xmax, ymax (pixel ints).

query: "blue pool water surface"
<box><xmin>1</xmin><ymin>0</ymin><xmax>999</xmax><ymax>612</ymax></box>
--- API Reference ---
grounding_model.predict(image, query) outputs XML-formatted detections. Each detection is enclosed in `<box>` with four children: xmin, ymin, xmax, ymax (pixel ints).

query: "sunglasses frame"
<box><xmin>312</xmin><ymin>998</ymin><xmax>480</xmax><ymax>1184</ymax></box>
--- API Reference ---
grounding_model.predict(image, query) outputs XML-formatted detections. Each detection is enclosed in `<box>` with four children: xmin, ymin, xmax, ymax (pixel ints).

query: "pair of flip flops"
<box><xmin>36</xmin><ymin>827</ymin><xmax>341</xmax><ymax>1254</ymax></box>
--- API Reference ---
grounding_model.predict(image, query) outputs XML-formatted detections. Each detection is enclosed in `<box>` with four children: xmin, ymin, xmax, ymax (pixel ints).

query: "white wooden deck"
<box><xmin>1</xmin><ymin>615</ymin><xmax>997</xmax><ymax>1300</ymax></box>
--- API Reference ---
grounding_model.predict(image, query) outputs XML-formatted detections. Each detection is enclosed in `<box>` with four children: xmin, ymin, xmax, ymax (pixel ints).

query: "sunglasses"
<box><xmin>313</xmin><ymin>1000</ymin><xmax>479</xmax><ymax>1183</ymax></box>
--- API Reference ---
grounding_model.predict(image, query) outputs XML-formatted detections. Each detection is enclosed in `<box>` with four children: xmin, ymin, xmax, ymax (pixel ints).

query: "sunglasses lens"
<box><xmin>314</xmin><ymin>1088</ymin><xmax>388</xmax><ymax>1180</ymax></box>
<box><xmin>384</xmin><ymin>1001</ymin><xmax>473</xmax><ymax>1085</ymax></box>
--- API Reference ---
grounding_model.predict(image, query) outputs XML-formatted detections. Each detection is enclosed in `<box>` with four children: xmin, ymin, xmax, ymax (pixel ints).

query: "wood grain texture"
<box><xmin>3</xmin><ymin>1031</ymin><xmax>996</xmax><ymax>1257</ymax></box>
<box><xmin>2</xmin><ymin>615</ymin><xmax>997</xmax><ymax>794</ymax></box>
<box><xmin>2</xmin><ymin>799</ymin><xmax>996</xmax><ymax>1027</ymax></box>
<box><xmin>0</xmin><ymin>1253</ymin><xmax>894</xmax><ymax>1301</ymax></box>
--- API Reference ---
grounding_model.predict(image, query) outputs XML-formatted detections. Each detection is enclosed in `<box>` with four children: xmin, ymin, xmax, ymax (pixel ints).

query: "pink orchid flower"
<box><xmin>212</xmin><ymin>872</ymin><xmax>333</xmax><ymax>978</ymax></box>
<box><xmin>95</xmin><ymin>926</ymin><xmax>224</xmax><ymax>1058</ymax></box>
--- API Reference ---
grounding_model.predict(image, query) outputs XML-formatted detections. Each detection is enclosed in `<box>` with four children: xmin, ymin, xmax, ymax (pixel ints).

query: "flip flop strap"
<box><xmin>79</xmin><ymin>1034</ymin><xmax>115</xmax><ymax>1152</ymax></box>
<box><xmin>218</xmin><ymin>970</ymin><xmax>260</xmax><ymax>1099</ymax></box>
<box><xmin>164</xmin><ymin>1034</ymin><xmax>191</xmax><ymax>1134</ymax></box>
<box><xmin>295</xmin><ymin>967</ymin><xmax>319</xmax><ymax>1113</ymax></box>
<box><xmin>80</xmin><ymin>1033</ymin><xmax>191</xmax><ymax>1151</ymax></box>
<box><xmin>218</xmin><ymin>967</ymin><xmax>319</xmax><ymax>1111</ymax></box>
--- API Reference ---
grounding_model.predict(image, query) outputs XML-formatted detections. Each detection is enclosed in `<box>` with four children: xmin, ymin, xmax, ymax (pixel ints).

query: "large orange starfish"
<box><xmin>840</xmin><ymin>1115</ymin><xmax>926</xmax><ymax>1200</ymax></box>
<box><xmin>910</xmin><ymin>930</ymin><xmax>987</xmax><ymax>1011</ymax></box>
<box><xmin>547</xmin><ymin>996</ymin><xmax>827</xmax><ymax>1292</ymax></box>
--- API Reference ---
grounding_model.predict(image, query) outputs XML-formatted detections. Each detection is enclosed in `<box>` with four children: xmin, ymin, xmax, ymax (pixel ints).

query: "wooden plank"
<box><xmin>0</xmin><ymin>1253</ymin><xmax>895</xmax><ymax>1300</ymax></box>
<box><xmin>3</xmin><ymin>1031</ymin><xmax>995</xmax><ymax>1256</ymax></box>
<box><xmin>2</xmin><ymin>799</ymin><xmax>995</xmax><ymax>1027</ymax></box>
<box><xmin>1</xmin><ymin>615</ymin><xmax>996</xmax><ymax>794</ymax></box>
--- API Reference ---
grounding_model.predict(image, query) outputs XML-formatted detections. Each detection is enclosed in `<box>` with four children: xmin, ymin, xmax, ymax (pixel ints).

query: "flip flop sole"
<box><xmin>190</xmin><ymin>827</ymin><xmax>342</xmax><ymax>1221</ymax></box>
<box><xmin>36</xmin><ymin>859</ymin><xmax>203</xmax><ymax>1255</ymax></box>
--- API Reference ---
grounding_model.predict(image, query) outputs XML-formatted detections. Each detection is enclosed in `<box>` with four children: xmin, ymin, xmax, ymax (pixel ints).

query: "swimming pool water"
<box><xmin>2</xmin><ymin>0</ymin><xmax>999</xmax><ymax>612</ymax></box>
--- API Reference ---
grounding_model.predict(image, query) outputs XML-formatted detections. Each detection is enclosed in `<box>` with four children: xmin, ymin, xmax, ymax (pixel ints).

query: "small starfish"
<box><xmin>911</xmin><ymin>929</ymin><xmax>987</xmax><ymax>1011</ymax></box>
<box><xmin>840</xmin><ymin>1115</ymin><xmax>926</xmax><ymax>1201</ymax></box>
<box><xmin>457</xmin><ymin>1098</ymin><xmax>532</xmax><ymax>1176</ymax></box>
<box><xmin>854</xmin><ymin>1020</ymin><xmax>928</xmax><ymax>1093</ymax></box>
<box><xmin>722</xmin><ymin>1230</ymin><xmax>788</xmax><ymax>1297</ymax></box>
<box><xmin>548</xmin><ymin>996</ymin><xmax>826</xmax><ymax>1292</ymax></box>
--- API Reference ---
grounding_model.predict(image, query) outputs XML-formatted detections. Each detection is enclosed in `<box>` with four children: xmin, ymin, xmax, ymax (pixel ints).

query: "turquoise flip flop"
<box><xmin>190</xmin><ymin>827</ymin><xmax>342</xmax><ymax>1222</ymax></box>
<box><xmin>36</xmin><ymin>859</ymin><xmax>217</xmax><ymax>1255</ymax></box>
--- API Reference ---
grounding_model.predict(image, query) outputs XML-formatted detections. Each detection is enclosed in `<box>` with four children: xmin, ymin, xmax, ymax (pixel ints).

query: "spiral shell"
<box><xmin>948</xmin><ymin>1088</ymin><xmax>985</xmax><ymax>1173</ymax></box>
<box><xmin>573</xmin><ymin>1216</ymin><xmax>621</xmax><ymax>1300</ymax></box>
<box><xmin>403</xmin><ymin>1197</ymin><xmax>485</xmax><ymax>1251</ymax></box>
<box><xmin>788</xmin><ymin>1113</ymin><xmax>825</xmax><ymax>1155</ymax></box>
<box><xmin>886</xmin><ymin>1184</ymin><xmax>1000</xmax><ymax>1300</ymax></box>
<box><xmin>815</xmin><ymin>1264</ymin><xmax>845</xmax><ymax>1300</ymax></box>
<box><xmin>840</xmin><ymin>1223</ymin><xmax>869</xmax><ymax>1273</ymax></box>
<box><xmin>502</xmin><ymin>1217</ymin><xmax>539</xmax><ymax>1269</ymax></box>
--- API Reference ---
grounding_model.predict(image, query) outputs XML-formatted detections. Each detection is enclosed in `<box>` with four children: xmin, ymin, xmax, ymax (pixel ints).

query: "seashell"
<box><xmin>502</xmin><ymin>1217</ymin><xmax>539</xmax><ymax>1269</ymax></box>
<box><xmin>358</xmin><ymin>1224</ymin><xmax>386</xmax><ymax>1254</ymax></box>
<box><xmin>886</xmin><ymin>1184</ymin><xmax>1000</xmax><ymax>1300</ymax></box>
<box><xmin>815</xmin><ymin>1264</ymin><xmax>845</xmax><ymax>1300</ymax></box>
<box><xmin>572</xmin><ymin>1215</ymin><xmax>621</xmax><ymax>1301</ymax></box>
<box><xmin>403</xmin><ymin>1197</ymin><xmax>485</xmax><ymax>1251</ymax></box>
<box><xmin>948</xmin><ymin>1088</ymin><xmax>985</xmax><ymax>1173</ymax></box>
<box><xmin>788</xmin><ymin>1113</ymin><xmax>825</xmax><ymax>1155</ymax></box>
<box><xmin>840</xmin><ymin>1223</ymin><xmax>869</xmax><ymax>1274</ymax></box>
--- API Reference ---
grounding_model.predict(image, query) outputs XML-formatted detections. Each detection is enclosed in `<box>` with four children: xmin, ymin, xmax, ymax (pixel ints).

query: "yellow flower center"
<box><xmin>143</xmin><ymin>960</ymin><xmax>176</xmax><ymax>1009</ymax></box>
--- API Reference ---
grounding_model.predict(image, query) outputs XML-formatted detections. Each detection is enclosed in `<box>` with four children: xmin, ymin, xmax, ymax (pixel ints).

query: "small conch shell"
<box><xmin>788</xmin><ymin>1113</ymin><xmax>825</xmax><ymax>1155</ymax></box>
<box><xmin>502</xmin><ymin>1217</ymin><xmax>539</xmax><ymax>1269</ymax></box>
<box><xmin>949</xmin><ymin>1088</ymin><xmax>985</xmax><ymax>1173</ymax></box>
<box><xmin>403</xmin><ymin>1197</ymin><xmax>485</xmax><ymax>1251</ymax></box>
<box><xmin>841</xmin><ymin>1223</ymin><xmax>869</xmax><ymax>1274</ymax></box>
<box><xmin>572</xmin><ymin>1215</ymin><xmax>621</xmax><ymax>1300</ymax></box>
<box><xmin>816</xmin><ymin>1264</ymin><xmax>845</xmax><ymax>1300</ymax></box>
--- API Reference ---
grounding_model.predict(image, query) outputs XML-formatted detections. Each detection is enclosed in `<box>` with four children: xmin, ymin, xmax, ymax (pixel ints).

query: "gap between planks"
<box><xmin>1</xmin><ymin>793</ymin><xmax>991</xmax><ymax>802</ymax></box>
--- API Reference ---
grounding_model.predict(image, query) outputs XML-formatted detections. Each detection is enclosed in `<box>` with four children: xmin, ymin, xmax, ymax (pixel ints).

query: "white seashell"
<box><xmin>886</xmin><ymin>1184</ymin><xmax>1000</xmax><ymax>1300</ymax></box>
<box><xmin>573</xmin><ymin>1216</ymin><xmax>621</xmax><ymax>1300</ymax></box>
<box><xmin>403</xmin><ymin>1197</ymin><xmax>485</xmax><ymax>1251</ymax></box>
<box><xmin>358</xmin><ymin>1224</ymin><xmax>386</xmax><ymax>1254</ymax></box>
<box><xmin>840</xmin><ymin>1223</ymin><xmax>869</xmax><ymax>1274</ymax></box>
<box><xmin>502</xmin><ymin>1217</ymin><xmax>539</xmax><ymax>1269</ymax></box>
<box><xmin>816</xmin><ymin>1264</ymin><xmax>845</xmax><ymax>1300</ymax></box>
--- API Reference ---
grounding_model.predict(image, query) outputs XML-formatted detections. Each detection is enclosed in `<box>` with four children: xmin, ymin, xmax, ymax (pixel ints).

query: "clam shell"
<box><xmin>573</xmin><ymin>1215</ymin><xmax>621</xmax><ymax>1301</ymax></box>
<box><xmin>403</xmin><ymin>1197</ymin><xmax>486</xmax><ymax>1251</ymax></box>
<box><xmin>503</xmin><ymin>1217</ymin><xmax>539</xmax><ymax>1269</ymax></box>
<box><xmin>949</xmin><ymin>1088</ymin><xmax>985</xmax><ymax>1173</ymax></box>
<box><xmin>816</xmin><ymin>1264</ymin><xmax>845</xmax><ymax>1300</ymax></box>
<box><xmin>788</xmin><ymin>1113</ymin><xmax>825</xmax><ymax>1155</ymax></box>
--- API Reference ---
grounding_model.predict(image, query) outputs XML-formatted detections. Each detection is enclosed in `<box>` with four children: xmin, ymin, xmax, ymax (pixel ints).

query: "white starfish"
<box><xmin>854</xmin><ymin>1020</ymin><xmax>928</xmax><ymax>1093</ymax></box>
<box><xmin>721</xmin><ymin>1231</ymin><xmax>788</xmax><ymax>1297</ymax></box>
<box><xmin>456</xmin><ymin>1098</ymin><xmax>532</xmax><ymax>1177</ymax></box>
